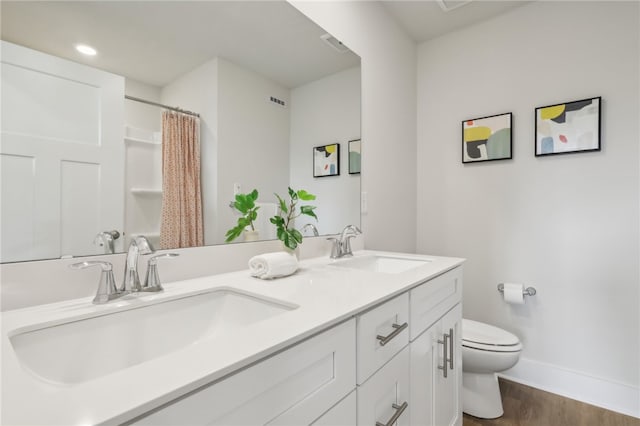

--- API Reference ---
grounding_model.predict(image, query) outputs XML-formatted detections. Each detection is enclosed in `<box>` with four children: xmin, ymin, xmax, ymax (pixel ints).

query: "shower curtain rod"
<box><xmin>124</xmin><ymin>95</ymin><xmax>200</xmax><ymax>118</ymax></box>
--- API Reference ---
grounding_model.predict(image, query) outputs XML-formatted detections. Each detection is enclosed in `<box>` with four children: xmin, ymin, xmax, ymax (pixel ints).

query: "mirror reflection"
<box><xmin>0</xmin><ymin>1</ymin><xmax>361</xmax><ymax>263</ymax></box>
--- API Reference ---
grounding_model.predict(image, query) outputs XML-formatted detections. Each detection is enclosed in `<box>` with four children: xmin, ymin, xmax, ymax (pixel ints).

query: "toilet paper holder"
<box><xmin>497</xmin><ymin>283</ymin><xmax>537</xmax><ymax>297</ymax></box>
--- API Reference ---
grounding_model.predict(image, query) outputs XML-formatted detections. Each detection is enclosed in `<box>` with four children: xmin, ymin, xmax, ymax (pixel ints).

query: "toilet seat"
<box><xmin>462</xmin><ymin>319</ymin><xmax>522</xmax><ymax>352</ymax></box>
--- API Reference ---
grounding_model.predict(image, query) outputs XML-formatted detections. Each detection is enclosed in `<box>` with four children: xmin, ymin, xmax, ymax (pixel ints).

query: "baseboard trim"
<box><xmin>498</xmin><ymin>357</ymin><xmax>639</xmax><ymax>419</ymax></box>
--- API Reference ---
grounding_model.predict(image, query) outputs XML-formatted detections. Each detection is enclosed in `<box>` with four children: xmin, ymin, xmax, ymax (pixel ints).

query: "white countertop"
<box><xmin>1</xmin><ymin>250</ymin><xmax>464</xmax><ymax>425</ymax></box>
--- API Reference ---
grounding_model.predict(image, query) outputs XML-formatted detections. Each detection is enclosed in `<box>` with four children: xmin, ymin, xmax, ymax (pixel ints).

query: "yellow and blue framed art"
<box><xmin>462</xmin><ymin>112</ymin><xmax>512</xmax><ymax>163</ymax></box>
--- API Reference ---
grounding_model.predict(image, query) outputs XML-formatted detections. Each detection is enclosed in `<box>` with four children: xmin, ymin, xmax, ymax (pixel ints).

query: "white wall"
<box><xmin>161</xmin><ymin>59</ymin><xmax>219</xmax><ymax>245</ymax></box>
<box><xmin>289</xmin><ymin>66</ymin><xmax>361</xmax><ymax>235</ymax></box>
<box><xmin>124</xmin><ymin>79</ymin><xmax>162</xmax><ymax>132</ymax></box>
<box><xmin>290</xmin><ymin>1</ymin><xmax>417</xmax><ymax>252</ymax></box>
<box><xmin>216</xmin><ymin>58</ymin><xmax>290</xmax><ymax>243</ymax></box>
<box><xmin>123</xmin><ymin>79</ymin><xmax>163</xmax><ymax>247</ymax></box>
<box><xmin>417</xmin><ymin>1</ymin><xmax>639</xmax><ymax>416</ymax></box>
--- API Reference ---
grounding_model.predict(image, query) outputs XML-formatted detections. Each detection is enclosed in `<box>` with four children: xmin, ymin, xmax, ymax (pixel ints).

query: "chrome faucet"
<box><xmin>301</xmin><ymin>223</ymin><xmax>319</xmax><ymax>236</ymax></box>
<box><xmin>120</xmin><ymin>235</ymin><xmax>154</xmax><ymax>293</ymax></box>
<box><xmin>93</xmin><ymin>230</ymin><xmax>120</xmax><ymax>254</ymax></box>
<box><xmin>328</xmin><ymin>225</ymin><xmax>362</xmax><ymax>259</ymax></box>
<box><xmin>69</xmin><ymin>261</ymin><xmax>120</xmax><ymax>304</ymax></box>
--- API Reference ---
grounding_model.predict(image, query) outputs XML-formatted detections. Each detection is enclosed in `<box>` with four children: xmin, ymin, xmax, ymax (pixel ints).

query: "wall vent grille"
<box><xmin>268</xmin><ymin>96</ymin><xmax>287</xmax><ymax>108</ymax></box>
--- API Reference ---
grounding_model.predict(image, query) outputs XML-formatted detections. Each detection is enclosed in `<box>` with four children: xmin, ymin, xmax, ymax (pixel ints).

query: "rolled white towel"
<box><xmin>248</xmin><ymin>251</ymin><xmax>298</xmax><ymax>279</ymax></box>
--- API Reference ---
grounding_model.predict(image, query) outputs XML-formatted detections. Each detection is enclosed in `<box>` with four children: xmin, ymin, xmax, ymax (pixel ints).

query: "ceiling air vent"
<box><xmin>268</xmin><ymin>96</ymin><xmax>287</xmax><ymax>108</ymax></box>
<box><xmin>437</xmin><ymin>0</ymin><xmax>473</xmax><ymax>12</ymax></box>
<box><xmin>320</xmin><ymin>33</ymin><xmax>350</xmax><ymax>54</ymax></box>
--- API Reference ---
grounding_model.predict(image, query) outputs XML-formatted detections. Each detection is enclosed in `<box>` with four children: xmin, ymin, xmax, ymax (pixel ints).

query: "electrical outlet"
<box><xmin>233</xmin><ymin>183</ymin><xmax>241</xmax><ymax>196</ymax></box>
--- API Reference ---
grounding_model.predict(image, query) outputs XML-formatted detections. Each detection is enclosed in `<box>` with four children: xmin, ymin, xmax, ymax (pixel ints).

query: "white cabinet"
<box><xmin>411</xmin><ymin>304</ymin><xmax>462</xmax><ymax>426</ymax></box>
<box><xmin>134</xmin><ymin>319</ymin><xmax>356</xmax><ymax>426</ymax></box>
<box><xmin>356</xmin><ymin>293</ymin><xmax>409</xmax><ymax>384</ymax></box>
<box><xmin>357</xmin><ymin>346</ymin><xmax>410</xmax><ymax>426</ymax></box>
<box><xmin>311</xmin><ymin>391</ymin><xmax>357</xmax><ymax>426</ymax></box>
<box><xmin>410</xmin><ymin>267</ymin><xmax>462</xmax><ymax>340</ymax></box>
<box><xmin>433</xmin><ymin>304</ymin><xmax>462</xmax><ymax>426</ymax></box>
<box><xmin>133</xmin><ymin>266</ymin><xmax>463</xmax><ymax>426</ymax></box>
<box><xmin>409</xmin><ymin>266</ymin><xmax>463</xmax><ymax>426</ymax></box>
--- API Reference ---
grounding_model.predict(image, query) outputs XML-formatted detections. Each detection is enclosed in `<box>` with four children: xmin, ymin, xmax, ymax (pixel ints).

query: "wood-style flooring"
<box><xmin>462</xmin><ymin>378</ymin><xmax>640</xmax><ymax>426</ymax></box>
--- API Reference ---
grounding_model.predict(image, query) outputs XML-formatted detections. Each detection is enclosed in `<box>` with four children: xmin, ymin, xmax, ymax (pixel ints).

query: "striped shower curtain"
<box><xmin>159</xmin><ymin>111</ymin><xmax>204</xmax><ymax>249</ymax></box>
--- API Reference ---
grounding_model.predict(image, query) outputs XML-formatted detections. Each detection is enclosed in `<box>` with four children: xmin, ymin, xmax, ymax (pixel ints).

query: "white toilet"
<box><xmin>461</xmin><ymin>319</ymin><xmax>522</xmax><ymax>419</ymax></box>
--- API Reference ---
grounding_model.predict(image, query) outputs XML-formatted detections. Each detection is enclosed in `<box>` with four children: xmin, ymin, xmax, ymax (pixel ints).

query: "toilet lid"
<box><xmin>462</xmin><ymin>319</ymin><xmax>520</xmax><ymax>347</ymax></box>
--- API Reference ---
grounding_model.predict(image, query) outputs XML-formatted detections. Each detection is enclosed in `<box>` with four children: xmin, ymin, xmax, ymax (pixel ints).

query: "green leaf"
<box><xmin>283</xmin><ymin>232</ymin><xmax>297</xmax><ymax>250</ymax></box>
<box><xmin>297</xmin><ymin>190</ymin><xmax>316</xmax><ymax>201</ymax></box>
<box><xmin>300</xmin><ymin>205</ymin><xmax>318</xmax><ymax>220</ymax></box>
<box><xmin>275</xmin><ymin>193</ymin><xmax>287</xmax><ymax>214</ymax></box>
<box><xmin>225</xmin><ymin>226</ymin><xmax>243</xmax><ymax>242</ymax></box>
<box><xmin>288</xmin><ymin>187</ymin><xmax>297</xmax><ymax>200</ymax></box>
<box><xmin>270</xmin><ymin>216</ymin><xmax>284</xmax><ymax>226</ymax></box>
<box><xmin>290</xmin><ymin>229</ymin><xmax>303</xmax><ymax>244</ymax></box>
<box><xmin>249</xmin><ymin>189</ymin><xmax>259</xmax><ymax>201</ymax></box>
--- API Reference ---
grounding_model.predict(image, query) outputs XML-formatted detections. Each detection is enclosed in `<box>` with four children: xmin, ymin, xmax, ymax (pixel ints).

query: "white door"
<box><xmin>1</xmin><ymin>41</ymin><xmax>124</xmax><ymax>262</ymax></box>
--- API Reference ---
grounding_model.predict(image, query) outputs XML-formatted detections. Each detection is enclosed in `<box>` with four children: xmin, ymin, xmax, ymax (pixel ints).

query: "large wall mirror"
<box><xmin>1</xmin><ymin>1</ymin><xmax>361</xmax><ymax>263</ymax></box>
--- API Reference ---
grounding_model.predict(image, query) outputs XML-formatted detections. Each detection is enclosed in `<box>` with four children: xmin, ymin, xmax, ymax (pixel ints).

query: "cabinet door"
<box><xmin>357</xmin><ymin>346</ymin><xmax>410</xmax><ymax>426</ymax></box>
<box><xmin>410</xmin><ymin>267</ymin><xmax>462</xmax><ymax>340</ymax></box>
<box><xmin>134</xmin><ymin>319</ymin><xmax>356</xmax><ymax>426</ymax></box>
<box><xmin>409</xmin><ymin>322</ymin><xmax>437</xmax><ymax>426</ymax></box>
<box><xmin>434</xmin><ymin>304</ymin><xmax>462</xmax><ymax>426</ymax></box>
<box><xmin>311</xmin><ymin>391</ymin><xmax>356</xmax><ymax>426</ymax></box>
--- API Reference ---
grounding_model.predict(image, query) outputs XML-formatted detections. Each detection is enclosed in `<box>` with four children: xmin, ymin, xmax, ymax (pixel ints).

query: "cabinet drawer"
<box><xmin>357</xmin><ymin>293</ymin><xmax>409</xmax><ymax>384</ymax></box>
<box><xmin>133</xmin><ymin>319</ymin><xmax>356</xmax><ymax>426</ymax></box>
<box><xmin>410</xmin><ymin>267</ymin><xmax>462</xmax><ymax>340</ymax></box>
<box><xmin>357</xmin><ymin>345</ymin><xmax>410</xmax><ymax>426</ymax></box>
<box><xmin>311</xmin><ymin>390</ymin><xmax>356</xmax><ymax>426</ymax></box>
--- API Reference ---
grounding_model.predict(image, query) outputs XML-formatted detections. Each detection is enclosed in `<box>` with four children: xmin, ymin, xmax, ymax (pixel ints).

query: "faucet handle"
<box><xmin>342</xmin><ymin>234</ymin><xmax>358</xmax><ymax>257</ymax></box>
<box><xmin>326</xmin><ymin>237</ymin><xmax>341</xmax><ymax>259</ymax></box>
<box><xmin>143</xmin><ymin>253</ymin><xmax>179</xmax><ymax>292</ymax></box>
<box><xmin>69</xmin><ymin>261</ymin><xmax>120</xmax><ymax>304</ymax></box>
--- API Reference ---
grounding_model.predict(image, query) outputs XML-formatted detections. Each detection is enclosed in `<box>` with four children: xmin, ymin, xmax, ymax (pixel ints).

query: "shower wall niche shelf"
<box><xmin>124</xmin><ymin>125</ymin><xmax>162</xmax><ymax>248</ymax></box>
<box><xmin>125</xmin><ymin>136</ymin><xmax>161</xmax><ymax>146</ymax></box>
<box><xmin>130</xmin><ymin>188</ymin><xmax>163</xmax><ymax>196</ymax></box>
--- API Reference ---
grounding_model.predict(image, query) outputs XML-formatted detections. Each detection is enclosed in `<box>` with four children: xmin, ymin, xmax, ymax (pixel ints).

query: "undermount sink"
<box><xmin>9</xmin><ymin>288</ymin><xmax>296</xmax><ymax>385</ymax></box>
<box><xmin>331</xmin><ymin>255</ymin><xmax>431</xmax><ymax>273</ymax></box>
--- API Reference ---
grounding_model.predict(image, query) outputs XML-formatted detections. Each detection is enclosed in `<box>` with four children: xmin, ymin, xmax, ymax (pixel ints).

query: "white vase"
<box><xmin>243</xmin><ymin>230</ymin><xmax>260</xmax><ymax>242</ymax></box>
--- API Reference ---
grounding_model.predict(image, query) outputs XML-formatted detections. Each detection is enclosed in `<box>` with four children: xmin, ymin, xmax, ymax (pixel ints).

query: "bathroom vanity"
<box><xmin>1</xmin><ymin>251</ymin><xmax>464</xmax><ymax>425</ymax></box>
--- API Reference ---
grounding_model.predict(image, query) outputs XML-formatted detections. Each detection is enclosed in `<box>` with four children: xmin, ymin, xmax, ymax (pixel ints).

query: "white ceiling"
<box><xmin>1</xmin><ymin>1</ymin><xmax>529</xmax><ymax>89</ymax></box>
<box><xmin>0</xmin><ymin>1</ymin><xmax>360</xmax><ymax>89</ymax></box>
<box><xmin>381</xmin><ymin>0</ymin><xmax>530</xmax><ymax>43</ymax></box>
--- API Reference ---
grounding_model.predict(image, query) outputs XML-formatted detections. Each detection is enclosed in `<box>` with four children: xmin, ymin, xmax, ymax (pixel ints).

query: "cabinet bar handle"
<box><xmin>375</xmin><ymin>401</ymin><xmax>408</xmax><ymax>426</ymax></box>
<box><xmin>438</xmin><ymin>332</ymin><xmax>448</xmax><ymax>378</ymax></box>
<box><xmin>376</xmin><ymin>322</ymin><xmax>408</xmax><ymax>346</ymax></box>
<box><xmin>448</xmin><ymin>327</ymin><xmax>454</xmax><ymax>371</ymax></box>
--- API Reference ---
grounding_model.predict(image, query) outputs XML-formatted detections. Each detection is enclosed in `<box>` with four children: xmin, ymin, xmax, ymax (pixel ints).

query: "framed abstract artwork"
<box><xmin>535</xmin><ymin>96</ymin><xmax>601</xmax><ymax>156</ymax></box>
<box><xmin>462</xmin><ymin>112</ymin><xmax>512</xmax><ymax>163</ymax></box>
<box><xmin>348</xmin><ymin>139</ymin><xmax>361</xmax><ymax>174</ymax></box>
<box><xmin>313</xmin><ymin>143</ymin><xmax>340</xmax><ymax>177</ymax></box>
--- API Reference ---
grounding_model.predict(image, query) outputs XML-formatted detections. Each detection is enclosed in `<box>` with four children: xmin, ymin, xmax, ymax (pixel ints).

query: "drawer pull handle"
<box><xmin>438</xmin><ymin>332</ymin><xmax>448</xmax><ymax>378</ymax></box>
<box><xmin>376</xmin><ymin>322</ymin><xmax>408</xmax><ymax>346</ymax></box>
<box><xmin>375</xmin><ymin>401</ymin><xmax>408</xmax><ymax>426</ymax></box>
<box><xmin>448</xmin><ymin>327</ymin><xmax>454</xmax><ymax>371</ymax></box>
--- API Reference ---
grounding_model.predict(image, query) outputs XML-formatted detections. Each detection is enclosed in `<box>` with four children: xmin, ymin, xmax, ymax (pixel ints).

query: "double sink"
<box><xmin>6</xmin><ymin>253</ymin><xmax>431</xmax><ymax>387</ymax></box>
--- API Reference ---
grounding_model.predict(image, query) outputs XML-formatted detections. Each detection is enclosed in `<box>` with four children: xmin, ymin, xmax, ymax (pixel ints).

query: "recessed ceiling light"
<box><xmin>75</xmin><ymin>44</ymin><xmax>97</xmax><ymax>56</ymax></box>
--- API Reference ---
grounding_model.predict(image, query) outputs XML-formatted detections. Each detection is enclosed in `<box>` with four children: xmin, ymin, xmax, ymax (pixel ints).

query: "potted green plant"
<box><xmin>225</xmin><ymin>189</ymin><xmax>260</xmax><ymax>243</ymax></box>
<box><xmin>270</xmin><ymin>187</ymin><xmax>318</xmax><ymax>250</ymax></box>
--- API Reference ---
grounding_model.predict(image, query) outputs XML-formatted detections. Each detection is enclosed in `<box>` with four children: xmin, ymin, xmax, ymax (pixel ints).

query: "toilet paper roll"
<box><xmin>503</xmin><ymin>282</ymin><xmax>525</xmax><ymax>305</ymax></box>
